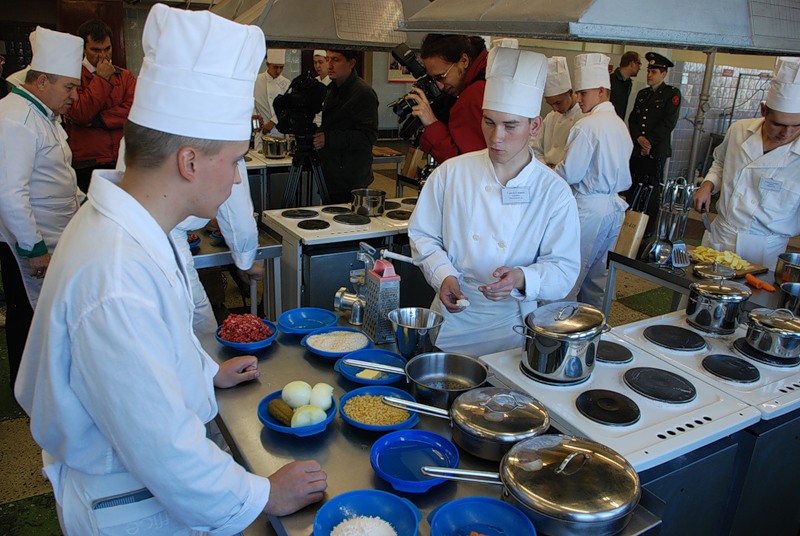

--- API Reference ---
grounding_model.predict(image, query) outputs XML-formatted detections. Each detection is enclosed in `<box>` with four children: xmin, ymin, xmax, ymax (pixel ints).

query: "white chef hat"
<box><xmin>128</xmin><ymin>4</ymin><xmax>265</xmax><ymax>141</ymax></box>
<box><xmin>267</xmin><ymin>49</ymin><xmax>286</xmax><ymax>64</ymax></box>
<box><xmin>544</xmin><ymin>56</ymin><xmax>572</xmax><ymax>98</ymax></box>
<box><xmin>492</xmin><ymin>38</ymin><xmax>518</xmax><ymax>49</ymax></box>
<box><xmin>29</xmin><ymin>26</ymin><xmax>82</xmax><ymax>79</ymax></box>
<box><xmin>313</xmin><ymin>49</ymin><xmax>327</xmax><ymax>57</ymax></box>
<box><xmin>574</xmin><ymin>53</ymin><xmax>611</xmax><ymax>92</ymax></box>
<box><xmin>483</xmin><ymin>46</ymin><xmax>547</xmax><ymax>119</ymax></box>
<box><xmin>766</xmin><ymin>57</ymin><xmax>800</xmax><ymax>114</ymax></box>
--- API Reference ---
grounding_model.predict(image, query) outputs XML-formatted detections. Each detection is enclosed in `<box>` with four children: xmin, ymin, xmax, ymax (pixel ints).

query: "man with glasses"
<box><xmin>610</xmin><ymin>51</ymin><xmax>641</xmax><ymax>119</ymax></box>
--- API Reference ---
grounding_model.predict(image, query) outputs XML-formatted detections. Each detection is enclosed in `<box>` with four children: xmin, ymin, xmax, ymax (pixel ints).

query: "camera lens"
<box><xmin>390</xmin><ymin>96</ymin><xmax>415</xmax><ymax>120</ymax></box>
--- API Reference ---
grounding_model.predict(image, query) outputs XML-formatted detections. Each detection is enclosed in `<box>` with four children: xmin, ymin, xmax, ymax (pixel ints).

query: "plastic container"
<box><xmin>215</xmin><ymin>319</ymin><xmax>278</xmax><ymax>351</ymax></box>
<box><xmin>277</xmin><ymin>307</ymin><xmax>338</xmax><ymax>335</ymax></box>
<box><xmin>313</xmin><ymin>489</ymin><xmax>421</xmax><ymax>536</ymax></box>
<box><xmin>428</xmin><ymin>496</ymin><xmax>537</xmax><ymax>536</ymax></box>
<box><xmin>334</xmin><ymin>349</ymin><xmax>406</xmax><ymax>385</ymax></box>
<box><xmin>371</xmin><ymin>430</ymin><xmax>459</xmax><ymax>493</ymax></box>
<box><xmin>339</xmin><ymin>386</ymin><xmax>419</xmax><ymax>432</ymax></box>
<box><xmin>257</xmin><ymin>390</ymin><xmax>336</xmax><ymax>437</ymax></box>
<box><xmin>301</xmin><ymin>326</ymin><xmax>373</xmax><ymax>359</ymax></box>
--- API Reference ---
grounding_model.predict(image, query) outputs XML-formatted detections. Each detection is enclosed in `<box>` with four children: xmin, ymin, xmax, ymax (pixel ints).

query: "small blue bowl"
<box><xmin>334</xmin><ymin>349</ymin><xmax>406</xmax><ymax>385</ymax></box>
<box><xmin>215</xmin><ymin>319</ymin><xmax>278</xmax><ymax>351</ymax></box>
<box><xmin>187</xmin><ymin>235</ymin><xmax>201</xmax><ymax>249</ymax></box>
<box><xmin>339</xmin><ymin>386</ymin><xmax>419</xmax><ymax>432</ymax></box>
<box><xmin>371</xmin><ymin>430</ymin><xmax>459</xmax><ymax>493</ymax></box>
<box><xmin>209</xmin><ymin>229</ymin><xmax>225</xmax><ymax>245</ymax></box>
<box><xmin>301</xmin><ymin>326</ymin><xmax>373</xmax><ymax>359</ymax></box>
<box><xmin>257</xmin><ymin>390</ymin><xmax>336</xmax><ymax>437</ymax></box>
<box><xmin>428</xmin><ymin>496</ymin><xmax>537</xmax><ymax>536</ymax></box>
<box><xmin>278</xmin><ymin>307</ymin><xmax>338</xmax><ymax>335</ymax></box>
<box><xmin>313</xmin><ymin>489</ymin><xmax>421</xmax><ymax>536</ymax></box>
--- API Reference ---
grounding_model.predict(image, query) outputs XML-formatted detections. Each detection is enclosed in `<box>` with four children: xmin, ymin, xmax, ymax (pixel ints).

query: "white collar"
<box><xmin>83</xmin><ymin>57</ymin><xmax>96</xmax><ymax>74</ymax></box>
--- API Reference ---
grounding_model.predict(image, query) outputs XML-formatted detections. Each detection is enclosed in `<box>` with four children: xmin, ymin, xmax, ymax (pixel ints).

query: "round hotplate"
<box><xmin>401</xmin><ymin>198</ymin><xmax>418</xmax><ymax>205</ymax></box>
<box><xmin>623</xmin><ymin>367</ymin><xmax>697</xmax><ymax>404</ymax></box>
<box><xmin>297</xmin><ymin>219</ymin><xmax>330</xmax><ymax>230</ymax></box>
<box><xmin>575</xmin><ymin>389</ymin><xmax>641</xmax><ymax>427</ymax></box>
<box><xmin>385</xmin><ymin>210</ymin><xmax>412</xmax><ymax>221</ymax></box>
<box><xmin>384</xmin><ymin>201</ymin><xmax>401</xmax><ymax>210</ymax></box>
<box><xmin>321</xmin><ymin>206</ymin><xmax>351</xmax><ymax>215</ymax></box>
<box><xmin>732</xmin><ymin>338</ymin><xmax>800</xmax><ymax>368</ymax></box>
<box><xmin>702</xmin><ymin>354</ymin><xmax>761</xmax><ymax>383</ymax></box>
<box><xmin>281</xmin><ymin>209</ymin><xmax>319</xmax><ymax>219</ymax></box>
<box><xmin>596</xmin><ymin>340</ymin><xmax>634</xmax><ymax>364</ymax></box>
<box><xmin>333</xmin><ymin>213</ymin><xmax>371</xmax><ymax>226</ymax></box>
<box><xmin>643</xmin><ymin>325</ymin><xmax>706</xmax><ymax>352</ymax></box>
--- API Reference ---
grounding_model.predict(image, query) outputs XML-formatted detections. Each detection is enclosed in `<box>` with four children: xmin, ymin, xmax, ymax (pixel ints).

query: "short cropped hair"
<box><xmin>620</xmin><ymin>51</ymin><xmax>640</xmax><ymax>68</ymax></box>
<box><xmin>420</xmin><ymin>34</ymin><xmax>486</xmax><ymax>63</ymax></box>
<box><xmin>25</xmin><ymin>69</ymin><xmax>59</xmax><ymax>84</ymax></box>
<box><xmin>328</xmin><ymin>49</ymin><xmax>358</xmax><ymax>62</ymax></box>
<box><xmin>123</xmin><ymin>121</ymin><xmax>228</xmax><ymax>170</ymax></box>
<box><xmin>77</xmin><ymin>20</ymin><xmax>113</xmax><ymax>44</ymax></box>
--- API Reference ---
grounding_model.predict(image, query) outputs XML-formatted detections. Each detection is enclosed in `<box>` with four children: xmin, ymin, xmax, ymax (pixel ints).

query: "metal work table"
<box><xmin>603</xmin><ymin>251</ymin><xmax>782</xmax><ymax>318</ymax></box>
<box><xmin>202</xmin><ymin>329</ymin><xmax>660</xmax><ymax>536</ymax></box>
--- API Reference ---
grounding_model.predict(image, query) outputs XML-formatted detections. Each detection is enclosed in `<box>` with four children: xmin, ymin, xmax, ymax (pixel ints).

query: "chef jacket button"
<box><xmin>498</xmin><ymin>241</ymin><xmax>506</xmax><ymax>248</ymax></box>
<box><xmin>485</xmin><ymin>186</ymin><xmax>491</xmax><ymax>192</ymax></box>
<box><xmin>473</xmin><ymin>234</ymin><xmax>480</xmax><ymax>241</ymax></box>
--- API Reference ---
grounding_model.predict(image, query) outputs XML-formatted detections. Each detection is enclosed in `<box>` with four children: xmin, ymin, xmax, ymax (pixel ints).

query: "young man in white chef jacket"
<box><xmin>15</xmin><ymin>6</ymin><xmax>326</xmax><ymax>534</ymax></box>
<box><xmin>554</xmin><ymin>53</ymin><xmax>633</xmax><ymax>308</ymax></box>
<box><xmin>254</xmin><ymin>48</ymin><xmax>290</xmax><ymax>137</ymax></box>
<box><xmin>693</xmin><ymin>56</ymin><xmax>800</xmax><ymax>271</ymax></box>
<box><xmin>409</xmin><ymin>46</ymin><xmax>581</xmax><ymax>357</ymax></box>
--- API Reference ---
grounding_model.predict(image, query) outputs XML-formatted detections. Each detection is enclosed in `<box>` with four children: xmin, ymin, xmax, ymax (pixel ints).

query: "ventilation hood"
<box><xmin>401</xmin><ymin>0</ymin><xmax>800</xmax><ymax>55</ymax></box>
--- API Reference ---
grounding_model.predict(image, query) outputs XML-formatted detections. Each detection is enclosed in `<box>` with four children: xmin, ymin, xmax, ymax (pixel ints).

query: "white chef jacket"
<box><xmin>14</xmin><ymin>170</ymin><xmax>270</xmax><ymax>535</ymax></box>
<box><xmin>253</xmin><ymin>72</ymin><xmax>290</xmax><ymax>137</ymax></box>
<box><xmin>0</xmin><ymin>87</ymin><xmax>85</xmax><ymax>306</ymax></box>
<box><xmin>409</xmin><ymin>148</ymin><xmax>581</xmax><ymax>356</ymax></box>
<box><xmin>701</xmin><ymin>117</ymin><xmax>800</xmax><ymax>270</ymax></box>
<box><xmin>531</xmin><ymin>102</ymin><xmax>584</xmax><ymax>166</ymax></box>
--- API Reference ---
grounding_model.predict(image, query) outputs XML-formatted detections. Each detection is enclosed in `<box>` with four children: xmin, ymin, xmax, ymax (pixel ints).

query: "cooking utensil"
<box><xmin>775</xmin><ymin>253</ymin><xmax>800</xmax><ymax>284</ymax></box>
<box><xmin>334</xmin><ymin>348</ymin><xmax>406</xmax><ymax>385</ymax></box>
<box><xmin>421</xmin><ymin>434</ymin><xmax>641</xmax><ymax>536</ymax></box>
<box><xmin>745</xmin><ymin>308</ymin><xmax>800</xmax><ymax>359</ymax></box>
<box><xmin>779</xmin><ymin>282</ymin><xmax>800</xmax><ymax>316</ymax></box>
<box><xmin>628</xmin><ymin>184</ymin><xmax>642</xmax><ymax>212</ymax></box>
<box><xmin>342</xmin><ymin>352</ymin><xmax>488</xmax><ymax>408</ymax></box>
<box><xmin>701</xmin><ymin>207</ymin><xmax>713</xmax><ymax>232</ymax></box>
<box><xmin>261</xmin><ymin>135</ymin><xmax>289</xmax><ymax>159</ymax></box>
<box><xmin>693</xmin><ymin>262</ymin><xmax>736</xmax><ymax>280</ymax></box>
<box><xmin>351</xmin><ymin>188</ymin><xmax>386</xmax><ymax>216</ymax></box>
<box><xmin>685</xmin><ymin>280</ymin><xmax>751</xmax><ymax>334</ymax></box>
<box><xmin>383</xmin><ymin>387</ymin><xmax>549</xmax><ymax>461</ymax></box>
<box><xmin>387</xmin><ymin>307</ymin><xmax>444</xmax><ymax>359</ymax></box>
<box><xmin>671</xmin><ymin>241</ymin><xmax>691</xmax><ymax>268</ymax></box>
<box><xmin>640</xmin><ymin>185</ymin><xmax>653</xmax><ymax>213</ymax></box>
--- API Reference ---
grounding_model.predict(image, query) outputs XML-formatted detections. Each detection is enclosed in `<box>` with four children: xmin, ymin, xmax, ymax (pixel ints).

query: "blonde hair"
<box><xmin>123</xmin><ymin>121</ymin><xmax>228</xmax><ymax>169</ymax></box>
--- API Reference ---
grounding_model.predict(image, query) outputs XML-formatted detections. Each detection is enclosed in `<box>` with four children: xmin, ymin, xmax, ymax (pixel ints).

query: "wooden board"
<box><xmin>686</xmin><ymin>245</ymin><xmax>769</xmax><ymax>278</ymax></box>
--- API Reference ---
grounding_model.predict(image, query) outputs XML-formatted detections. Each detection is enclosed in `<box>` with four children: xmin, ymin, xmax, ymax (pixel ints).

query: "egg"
<box><xmin>282</xmin><ymin>380</ymin><xmax>312</xmax><ymax>408</ymax></box>
<box><xmin>309</xmin><ymin>382</ymin><xmax>334</xmax><ymax>411</ymax></box>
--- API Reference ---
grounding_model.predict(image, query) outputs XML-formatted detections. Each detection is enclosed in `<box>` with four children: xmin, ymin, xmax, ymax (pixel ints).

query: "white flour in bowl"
<box><xmin>330</xmin><ymin>515</ymin><xmax>397</xmax><ymax>536</ymax></box>
<box><xmin>307</xmin><ymin>331</ymin><xmax>368</xmax><ymax>353</ymax></box>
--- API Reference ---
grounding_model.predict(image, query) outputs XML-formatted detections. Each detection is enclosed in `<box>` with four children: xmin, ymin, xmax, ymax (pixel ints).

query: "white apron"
<box><xmin>701</xmin><ymin>218</ymin><xmax>789</xmax><ymax>271</ymax></box>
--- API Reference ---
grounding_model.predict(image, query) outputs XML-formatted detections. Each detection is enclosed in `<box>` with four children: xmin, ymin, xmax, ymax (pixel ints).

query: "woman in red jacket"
<box><xmin>409</xmin><ymin>34</ymin><xmax>488</xmax><ymax>163</ymax></box>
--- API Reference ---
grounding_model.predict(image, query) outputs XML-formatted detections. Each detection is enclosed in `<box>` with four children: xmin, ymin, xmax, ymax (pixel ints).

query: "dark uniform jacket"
<box><xmin>609</xmin><ymin>68</ymin><xmax>632</xmax><ymax>119</ymax></box>
<box><xmin>319</xmin><ymin>70</ymin><xmax>379</xmax><ymax>202</ymax></box>
<box><xmin>628</xmin><ymin>82</ymin><xmax>682</xmax><ymax>159</ymax></box>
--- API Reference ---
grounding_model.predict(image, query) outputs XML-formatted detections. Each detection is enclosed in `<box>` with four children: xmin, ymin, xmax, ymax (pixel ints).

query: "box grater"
<box><xmin>363</xmin><ymin>259</ymin><xmax>400</xmax><ymax>343</ymax></box>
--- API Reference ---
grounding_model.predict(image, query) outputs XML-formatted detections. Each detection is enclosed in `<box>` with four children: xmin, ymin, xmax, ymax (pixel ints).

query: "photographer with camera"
<box><xmin>312</xmin><ymin>50</ymin><xmax>378</xmax><ymax>204</ymax></box>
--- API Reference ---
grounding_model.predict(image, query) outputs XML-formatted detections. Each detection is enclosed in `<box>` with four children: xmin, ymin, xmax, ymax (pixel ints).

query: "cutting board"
<box><xmin>686</xmin><ymin>245</ymin><xmax>769</xmax><ymax>278</ymax></box>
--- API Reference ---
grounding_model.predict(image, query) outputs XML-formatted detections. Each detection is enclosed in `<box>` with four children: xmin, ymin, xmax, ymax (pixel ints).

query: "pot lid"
<box><xmin>500</xmin><ymin>435</ymin><xmax>640</xmax><ymax>522</ymax></box>
<box><xmin>693</xmin><ymin>262</ymin><xmax>736</xmax><ymax>280</ymax></box>
<box><xmin>690</xmin><ymin>280</ymin><xmax>751</xmax><ymax>301</ymax></box>
<box><xmin>526</xmin><ymin>302</ymin><xmax>605</xmax><ymax>340</ymax></box>
<box><xmin>450</xmin><ymin>387</ymin><xmax>549</xmax><ymax>443</ymax></box>
<box><xmin>748</xmin><ymin>308</ymin><xmax>800</xmax><ymax>334</ymax></box>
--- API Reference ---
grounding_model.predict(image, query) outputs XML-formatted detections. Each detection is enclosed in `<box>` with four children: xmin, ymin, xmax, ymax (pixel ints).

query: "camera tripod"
<box><xmin>281</xmin><ymin>140</ymin><xmax>330</xmax><ymax>208</ymax></box>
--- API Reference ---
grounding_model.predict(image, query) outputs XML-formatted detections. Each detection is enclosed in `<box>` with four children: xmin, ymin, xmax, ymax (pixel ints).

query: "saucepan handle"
<box><xmin>341</xmin><ymin>359</ymin><xmax>405</xmax><ymax>375</ymax></box>
<box><xmin>382</xmin><ymin>395</ymin><xmax>449</xmax><ymax>419</ymax></box>
<box><xmin>421</xmin><ymin>466</ymin><xmax>503</xmax><ymax>485</ymax></box>
<box><xmin>512</xmin><ymin>325</ymin><xmax>534</xmax><ymax>339</ymax></box>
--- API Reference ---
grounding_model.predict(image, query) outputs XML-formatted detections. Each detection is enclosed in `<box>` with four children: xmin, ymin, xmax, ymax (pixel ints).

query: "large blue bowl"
<box><xmin>215</xmin><ymin>319</ymin><xmax>278</xmax><ymax>351</ymax></box>
<box><xmin>371</xmin><ymin>430</ymin><xmax>459</xmax><ymax>493</ymax></box>
<box><xmin>428</xmin><ymin>496</ymin><xmax>537</xmax><ymax>536</ymax></box>
<box><xmin>334</xmin><ymin>349</ymin><xmax>406</xmax><ymax>385</ymax></box>
<box><xmin>300</xmin><ymin>326</ymin><xmax>373</xmax><ymax>359</ymax></box>
<box><xmin>313</xmin><ymin>489</ymin><xmax>421</xmax><ymax>536</ymax></box>
<box><xmin>278</xmin><ymin>307</ymin><xmax>338</xmax><ymax>335</ymax></box>
<box><xmin>339</xmin><ymin>386</ymin><xmax>419</xmax><ymax>432</ymax></box>
<box><xmin>257</xmin><ymin>390</ymin><xmax>336</xmax><ymax>437</ymax></box>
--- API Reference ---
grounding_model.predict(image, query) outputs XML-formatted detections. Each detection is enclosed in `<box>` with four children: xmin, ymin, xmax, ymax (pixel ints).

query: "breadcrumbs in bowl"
<box><xmin>301</xmin><ymin>327</ymin><xmax>373</xmax><ymax>359</ymax></box>
<box><xmin>339</xmin><ymin>386</ymin><xmax>419</xmax><ymax>432</ymax></box>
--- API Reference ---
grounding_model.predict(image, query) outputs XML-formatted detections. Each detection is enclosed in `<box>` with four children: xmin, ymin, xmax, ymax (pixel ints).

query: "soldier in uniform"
<box><xmin>626</xmin><ymin>52</ymin><xmax>682</xmax><ymax>238</ymax></box>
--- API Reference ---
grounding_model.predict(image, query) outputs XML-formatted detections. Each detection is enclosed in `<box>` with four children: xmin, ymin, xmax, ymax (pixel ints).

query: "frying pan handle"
<box><xmin>382</xmin><ymin>396</ymin><xmax>450</xmax><ymax>419</ymax></box>
<box><xmin>340</xmin><ymin>359</ymin><xmax>405</xmax><ymax>375</ymax></box>
<box><xmin>421</xmin><ymin>466</ymin><xmax>503</xmax><ymax>485</ymax></box>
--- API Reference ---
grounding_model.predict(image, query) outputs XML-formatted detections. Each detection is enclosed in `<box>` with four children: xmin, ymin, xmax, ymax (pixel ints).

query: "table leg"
<box><xmin>272</xmin><ymin>257</ymin><xmax>282</xmax><ymax>318</ymax></box>
<box><xmin>260</xmin><ymin>168</ymin><xmax>268</xmax><ymax>215</ymax></box>
<box><xmin>603</xmin><ymin>262</ymin><xmax>618</xmax><ymax>318</ymax></box>
<box><xmin>250</xmin><ymin>279</ymin><xmax>257</xmax><ymax>316</ymax></box>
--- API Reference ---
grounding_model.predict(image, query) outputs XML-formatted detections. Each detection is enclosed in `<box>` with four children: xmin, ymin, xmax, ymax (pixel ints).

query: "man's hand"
<box><xmin>478</xmin><ymin>266</ymin><xmax>523</xmax><ymax>301</ymax></box>
<box><xmin>409</xmin><ymin>87</ymin><xmax>437</xmax><ymax>127</ymax></box>
<box><xmin>265</xmin><ymin>461</ymin><xmax>327</xmax><ymax>516</ymax></box>
<box><xmin>96</xmin><ymin>58</ymin><xmax>115</xmax><ymax>81</ymax></box>
<box><xmin>261</xmin><ymin>120</ymin><xmax>276</xmax><ymax>134</ymax></box>
<box><xmin>637</xmin><ymin>135</ymin><xmax>651</xmax><ymax>155</ymax></box>
<box><xmin>213</xmin><ymin>355</ymin><xmax>260</xmax><ymax>388</ymax></box>
<box><xmin>312</xmin><ymin>132</ymin><xmax>325</xmax><ymax>150</ymax></box>
<box><xmin>237</xmin><ymin>263</ymin><xmax>265</xmax><ymax>284</ymax></box>
<box><xmin>439</xmin><ymin>276</ymin><xmax>467</xmax><ymax>312</ymax></box>
<box><xmin>29</xmin><ymin>252</ymin><xmax>51</xmax><ymax>279</ymax></box>
<box><xmin>694</xmin><ymin>180</ymin><xmax>714</xmax><ymax>213</ymax></box>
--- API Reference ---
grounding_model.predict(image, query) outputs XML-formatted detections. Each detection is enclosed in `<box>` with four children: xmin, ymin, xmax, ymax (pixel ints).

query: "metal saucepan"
<box><xmin>261</xmin><ymin>135</ymin><xmax>289</xmax><ymax>159</ymax></box>
<box><xmin>383</xmin><ymin>387</ymin><xmax>549</xmax><ymax>461</ymax></box>
<box><xmin>779</xmin><ymin>283</ymin><xmax>800</xmax><ymax>316</ymax></box>
<box><xmin>387</xmin><ymin>307</ymin><xmax>444</xmax><ymax>360</ymax></box>
<box><xmin>745</xmin><ymin>308</ymin><xmax>800</xmax><ymax>359</ymax></box>
<box><xmin>351</xmin><ymin>188</ymin><xmax>386</xmax><ymax>216</ymax></box>
<box><xmin>422</xmin><ymin>434</ymin><xmax>641</xmax><ymax>536</ymax></box>
<box><xmin>692</xmin><ymin>262</ymin><xmax>736</xmax><ymax>280</ymax></box>
<box><xmin>685</xmin><ymin>279</ymin><xmax>751</xmax><ymax>335</ymax></box>
<box><xmin>342</xmin><ymin>352</ymin><xmax>487</xmax><ymax>408</ymax></box>
<box><xmin>513</xmin><ymin>302</ymin><xmax>607</xmax><ymax>385</ymax></box>
<box><xmin>775</xmin><ymin>253</ymin><xmax>800</xmax><ymax>284</ymax></box>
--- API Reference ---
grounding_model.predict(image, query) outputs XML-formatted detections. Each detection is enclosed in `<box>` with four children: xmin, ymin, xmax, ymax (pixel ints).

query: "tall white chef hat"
<box><xmin>574</xmin><ymin>53</ymin><xmax>611</xmax><ymax>92</ymax></box>
<box><xmin>29</xmin><ymin>26</ymin><xmax>82</xmax><ymax>79</ymax></box>
<box><xmin>766</xmin><ymin>57</ymin><xmax>800</xmax><ymax>114</ymax></box>
<box><xmin>483</xmin><ymin>46</ymin><xmax>547</xmax><ymax>118</ymax></box>
<box><xmin>544</xmin><ymin>56</ymin><xmax>572</xmax><ymax>98</ymax></box>
<box><xmin>267</xmin><ymin>48</ymin><xmax>286</xmax><ymax>64</ymax></box>
<box><xmin>313</xmin><ymin>49</ymin><xmax>327</xmax><ymax>57</ymax></box>
<box><xmin>128</xmin><ymin>4</ymin><xmax>265</xmax><ymax>141</ymax></box>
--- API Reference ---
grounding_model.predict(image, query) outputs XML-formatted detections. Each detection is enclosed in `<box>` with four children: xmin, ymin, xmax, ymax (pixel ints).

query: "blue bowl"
<box><xmin>334</xmin><ymin>349</ymin><xmax>406</xmax><ymax>385</ymax></box>
<box><xmin>278</xmin><ymin>307</ymin><xmax>338</xmax><ymax>335</ymax></box>
<box><xmin>371</xmin><ymin>430</ymin><xmax>459</xmax><ymax>493</ymax></box>
<box><xmin>257</xmin><ymin>390</ymin><xmax>336</xmax><ymax>437</ymax></box>
<box><xmin>300</xmin><ymin>326</ymin><xmax>373</xmax><ymax>359</ymax></box>
<box><xmin>339</xmin><ymin>386</ymin><xmax>419</xmax><ymax>432</ymax></box>
<box><xmin>209</xmin><ymin>229</ymin><xmax>225</xmax><ymax>245</ymax></box>
<box><xmin>215</xmin><ymin>319</ymin><xmax>278</xmax><ymax>351</ymax></box>
<box><xmin>187</xmin><ymin>235</ymin><xmax>201</xmax><ymax>249</ymax></box>
<box><xmin>428</xmin><ymin>496</ymin><xmax>537</xmax><ymax>536</ymax></box>
<box><xmin>313</xmin><ymin>489</ymin><xmax>421</xmax><ymax>536</ymax></box>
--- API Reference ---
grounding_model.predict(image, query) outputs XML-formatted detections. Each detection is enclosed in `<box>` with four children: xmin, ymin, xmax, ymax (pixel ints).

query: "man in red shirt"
<box><xmin>66</xmin><ymin>19</ymin><xmax>136</xmax><ymax>192</ymax></box>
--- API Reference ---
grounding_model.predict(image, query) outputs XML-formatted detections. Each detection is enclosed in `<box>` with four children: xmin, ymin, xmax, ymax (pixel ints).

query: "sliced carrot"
<box><xmin>745</xmin><ymin>273</ymin><xmax>775</xmax><ymax>292</ymax></box>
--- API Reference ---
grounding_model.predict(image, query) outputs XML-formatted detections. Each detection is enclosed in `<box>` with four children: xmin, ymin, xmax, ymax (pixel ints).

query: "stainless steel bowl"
<box><xmin>388</xmin><ymin>307</ymin><xmax>444</xmax><ymax>360</ymax></box>
<box><xmin>775</xmin><ymin>253</ymin><xmax>800</xmax><ymax>284</ymax></box>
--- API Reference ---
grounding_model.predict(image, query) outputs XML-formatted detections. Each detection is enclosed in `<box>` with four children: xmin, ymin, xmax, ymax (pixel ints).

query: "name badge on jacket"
<box><xmin>760</xmin><ymin>177</ymin><xmax>782</xmax><ymax>192</ymax></box>
<box><xmin>501</xmin><ymin>188</ymin><xmax>530</xmax><ymax>205</ymax></box>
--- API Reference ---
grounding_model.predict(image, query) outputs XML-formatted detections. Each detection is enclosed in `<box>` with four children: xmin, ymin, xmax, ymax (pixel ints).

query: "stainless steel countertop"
<box><xmin>191</xmin><ymin>231</ymin><xmax>281</xmax><ymax>269</ymax></box>
<box><xmin>201</xmin><ymin>328</ymin><xmax>660</xmax><ymax>536</ymax></box>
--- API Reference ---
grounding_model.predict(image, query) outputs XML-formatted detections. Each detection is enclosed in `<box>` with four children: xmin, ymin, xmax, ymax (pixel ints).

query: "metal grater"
<box><xmin>363</xmin><ymin>259</ymin><xmax>400</xmax><ymax>343</ymax></box>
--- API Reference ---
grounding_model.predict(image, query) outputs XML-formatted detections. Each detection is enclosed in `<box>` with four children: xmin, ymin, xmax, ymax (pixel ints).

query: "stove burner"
<box><xmin>297</xmin><ymin>219</ymin><xmax>330</xmax><ymax>230</ymax></box>
<box><xmin>576</xmin><ymin>389</ymin><xmax>641</xmax><ymax>426</ymax></box>
<box><xmin>623</xmin><ymin>367</ymin><xmax>697</xmax><ymax>404</ymax></box>
<box><xmin>597</xmin><ymin>340</ymin><xmax>634</xmax><ymax>364</ymax></box>
<box><xmin>321</xmin><ymin>206</ymin><xmax>351</xmax><ymax>215</ymax></box>
<box><xmin>643</xmin><ymin>325</ymin><xmax>706</xmax><ymax>352</ymax></box>
<box><xmin>281</xmin><ymin>209</ymin><xmax>318</xmax><ymax>219</ymax></box>
<box><xmin>401</xmin><ymin>198</ymin><xmax>418</xmax><ymax>205</ymax></box>
<box><xmin>518</xmin><ymin>361</ymin><xmax>591</xmax><ymax>385</ymax></box>
<box><xmin>333</xmin><ymin>213</ymin><xmax>371</xmax><ymax>226</ymax></box>
<box><xmin>384</xmin><ymin>201</ymin><xmax>401</xmax><ymax>210</ymax></box>
<box><xmin>702</xmin><ymin>354</ymin><xmax>761</xmax><ymax>383</ymax></box>
<box><xmin>732</xmin><ymin>338</ymin><xmax>800</xmax><ymax>368</ymax></box>
<box><xmin>385</xmin><ymin>209</ymin><xmax>412</xmax><ymax>221</ymax></box>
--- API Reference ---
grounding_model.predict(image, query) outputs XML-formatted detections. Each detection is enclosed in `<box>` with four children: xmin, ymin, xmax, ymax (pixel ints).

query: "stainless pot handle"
<box><xmin>421</xmin><ymin>466</ymin><xmax>503</xmax><ymax>485</ymax></box>
<box><xmin>512</xmin><ymin>325</ymin><xmax>534</xmax><ymax>339</ymax></box>
<box><xmin>382</xmin><ymin>396</ymin><xmax>450</xmax><ymax>419</ymax></box>
<box><xmin>770</xmin><ymin>308</ymin><xmax>797</xmax><ymax>319</ymax></box>
<box><xmin>554</xmin><ymin>451</ymin><xmax>591</xmax><ymax>476</ymax></box>
<box><xmin>556</xmin><ymin>304</ymin><xmax>578</xmax><ymax>321</ymax></box>
<box><xmin>341</xmin><ymin>359</ymin><xmax>405</xmax><ymax>375</ymax></box>
<box><xmin>602</xmin><ymin>324</ymin><xmax>612</xmax><ymax>333</ymax></box>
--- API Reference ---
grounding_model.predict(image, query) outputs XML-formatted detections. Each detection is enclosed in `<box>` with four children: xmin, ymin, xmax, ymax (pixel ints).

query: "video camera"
<box><xmin>273</xmin><ymin>72</ymin><xmax>327</xmax><ymax>141</ymax></box>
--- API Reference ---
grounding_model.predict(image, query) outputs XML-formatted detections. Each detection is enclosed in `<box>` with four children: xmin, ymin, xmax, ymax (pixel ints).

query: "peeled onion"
<box><xmin>309</xmin><ymin>383</ymin><xmax>334</xmax><ymax>411</ymax></box>
<box><xmin>282</xmin><ymin>381</ymin><xmax>312</xmax><ymax>409</ymax></box>
<box><xmin>291</xmin><ymin>405</ymin><xmax>327</xmax><ymax>428</ymax></box>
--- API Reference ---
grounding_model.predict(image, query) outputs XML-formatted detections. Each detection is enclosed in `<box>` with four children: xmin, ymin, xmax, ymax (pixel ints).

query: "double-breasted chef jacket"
<box><xmin>531</xmin><ymin>102</ymin><xmax>584</xmax><ymax>167</ymax></box>
<box><xmin>254</xmin><ymin>71</ymin><xmax>290</xmax><ymax>137</ymax></box>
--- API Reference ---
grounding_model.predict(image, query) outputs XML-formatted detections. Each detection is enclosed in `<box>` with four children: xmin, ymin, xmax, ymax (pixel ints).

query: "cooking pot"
<box><xmin>351</xmin><ymin>188</ymin><xmax>386</xmax><ymax>217</ymax></box>
<box><xmin>383</xmin><ymin>387</ymin><xmax>549</xmax><ymax>461</ymax></box>
<box><xmin>342</xmin><ymin>352</ymin><xmax>487</xmax><ymax>408</ymax></box>
<box><xmin>422</xmin><ymin>434</ymin><xmax>641</xmax><ymax>536</ymax></box>
<box><xmin>685</xmin><ymin>279</ymin><xmax>751</xmax><ymax>335</ymax></box>
<box><xmin>779</xmin><ymin>283</ymin><xmax>800</xmax><ymax>316</ymax></box>
<box><xmin>513</xmin><ymin>302</ymin><xmax>607</xmax><ymax>384</ymax></box>
<box><xmin>745</xmin><ymin>308</ymin><xmax>800</xmax><ymax>359</ymax></box>
<box><xmin>775</xmin><ymin>253</ymin><xmax>800</xmax><ymax>284</ymax></box>
<box><xmin>261</xmin><ymin>135</ymin><xmax>289</xmax><ymax>159</ymax></box>
<box><xmin>692</xmin><ymin>262</ymin><xmax>735</xmax><ymax>280</ymax></box>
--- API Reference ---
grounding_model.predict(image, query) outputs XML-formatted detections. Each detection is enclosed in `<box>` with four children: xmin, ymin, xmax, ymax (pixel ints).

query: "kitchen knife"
<box><xmin>629</xmin><ymin>184</ymin><xmax>642</xmax><ymax>212</ymax></box>
<box><xmin>701</xmin><ymin>208</ymin><xmax>713</xmax><ymax>232</ymax></box>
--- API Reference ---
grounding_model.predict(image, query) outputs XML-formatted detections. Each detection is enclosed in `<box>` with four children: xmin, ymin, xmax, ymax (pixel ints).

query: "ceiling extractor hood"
<box><xmin>401</xmin><ymin>0</ymin><xmax>800</xmax><ymax>55</ymax></box>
